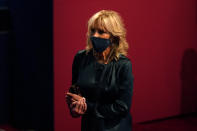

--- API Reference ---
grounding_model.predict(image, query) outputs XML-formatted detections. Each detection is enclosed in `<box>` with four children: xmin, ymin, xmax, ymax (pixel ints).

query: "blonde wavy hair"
<box><xmin>85</xmin><ymin>10</ymin><xmax>129</xmax><ymax>61</ymax></box>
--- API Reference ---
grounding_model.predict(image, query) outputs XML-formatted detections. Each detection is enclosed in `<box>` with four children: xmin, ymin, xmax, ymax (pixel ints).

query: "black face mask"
<box><xmin>90</xmin><ymin>36</ymin><xmax>112</xmax><ymax>53</ymax></box>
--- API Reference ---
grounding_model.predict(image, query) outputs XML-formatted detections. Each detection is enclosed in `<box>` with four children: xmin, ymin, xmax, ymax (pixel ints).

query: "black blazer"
<box><xmin>71</xmin><ymin>49</ymin><xmax>134</xmax><ymax>131</ymax></box>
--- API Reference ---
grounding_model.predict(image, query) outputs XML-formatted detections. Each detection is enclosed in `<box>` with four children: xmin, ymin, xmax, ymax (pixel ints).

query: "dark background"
<box><xmin>0</xmin><ymin>0</ymin><xmax>53</xmax><ymax>130</ymax></box>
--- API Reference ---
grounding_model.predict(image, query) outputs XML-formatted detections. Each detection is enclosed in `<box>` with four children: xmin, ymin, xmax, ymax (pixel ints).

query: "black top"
<box><xmin>71</xmin><ymin>49</ymin><xmax>134</xmax><ymax>131</ymax></box>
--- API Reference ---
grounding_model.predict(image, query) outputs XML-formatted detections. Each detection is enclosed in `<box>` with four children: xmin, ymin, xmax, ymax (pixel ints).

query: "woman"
<box><xmin>66</xmin><ymin>10</ymin><xmax>134</xmax><ymax>131</ymax></box>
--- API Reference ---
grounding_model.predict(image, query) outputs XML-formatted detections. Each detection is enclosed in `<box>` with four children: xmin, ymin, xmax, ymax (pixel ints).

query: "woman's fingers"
<box><xmin>71</xmin><ymin>98</ymin><xmax>76</xmax><ymax>102</ymax></box>
<box><xmin>80</xmin><ymin>98</ymin><xmax>85</xmax><ymax>113</ymax></box>
<box><xmin>66</xmin><ymin>92</ymin><xmax>82</xmax><ymax>101</ymax></box>
<box><xmin>65</xmin><ymin>95</ymin><xmax>76</xmax><ymax>106</ymax></box>
<box><xmin>74</xmin><ymin>101</ymin><xmax>80</xmax><ymax>113</ymax></box>
<box><xmin>82</xmin><ymin>98</ymin><xmax>86</xmax><ymax>113</ymax></box>
<box><xmin>79</xmin><ymin>98</ymin><xmax>87</xmax><ymax>114</ymax></box>
<box><xmin>70</xmin><ymin>101</ymin><xmax>77</xmax><ymax>109</ymax></box>
<box><xmin>83</xmin><ymin>98</ymin><xmax>87</xmax><ymax>113</ymax></box>
<box><xmin>78</xmin><ymin>100</ymin><xmax>83</xmax><ymax>114</ymax></box>
<box><xmin>70</xmin><ymin>97</ymin><xmax>87</xmax><ymax>115</ymax></box>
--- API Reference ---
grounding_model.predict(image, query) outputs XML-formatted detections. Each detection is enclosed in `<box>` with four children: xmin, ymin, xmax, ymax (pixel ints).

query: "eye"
<box><xmin>90</xmin><ymin>28</ymin><xmax>95</xmax><ymax>34</ymax></box>
<box><xmin>98</xmin><ymin>29</ymin><xmax>105</xmax><ymax>34</ymax></box>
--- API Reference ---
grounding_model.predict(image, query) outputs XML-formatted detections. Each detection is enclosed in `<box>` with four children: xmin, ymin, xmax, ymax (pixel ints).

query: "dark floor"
<box><xmin>0</xmin><ymin>113</ymin><xmax>197</xmax><ymax>131</ymax></box>
<box><xmin>133</xmin><ymin>113</ymin><xmax>197</xmax><ymax>131</ymax></box>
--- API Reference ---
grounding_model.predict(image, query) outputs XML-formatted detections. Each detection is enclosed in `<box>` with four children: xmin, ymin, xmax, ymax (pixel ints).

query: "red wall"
<box><xmin>54</xmin><ymin>0</ymin><xmax>197</xmax><ymax>130</ymax></box>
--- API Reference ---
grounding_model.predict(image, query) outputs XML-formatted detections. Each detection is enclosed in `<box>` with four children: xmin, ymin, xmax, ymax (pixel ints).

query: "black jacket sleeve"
<box><xmin>68</xmin><ymin>51</ymin><xmax>82</xmax><ymax>118</ymax></box>
<box><xmin>86</xmin><ymin>60</ymin><xmax>133</xmax><ymax>119</ymax></box>
<box><xmin>71</xmin><ymin>51</ymin><xmax>81</xmax><ymax>85</ymax></box>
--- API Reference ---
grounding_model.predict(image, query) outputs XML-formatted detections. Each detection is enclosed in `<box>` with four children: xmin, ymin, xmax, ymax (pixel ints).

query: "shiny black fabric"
<box><xmin>71</xmin><ymin>49</ymin><xmax>134</xmax><ymax>131</ymax></box>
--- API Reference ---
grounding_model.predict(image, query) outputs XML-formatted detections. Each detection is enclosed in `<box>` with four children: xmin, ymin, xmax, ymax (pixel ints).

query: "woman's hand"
<box><xmin>66</xmin><ymin>92</ymin><xmax>87</xmax><ymax>116</ymax></box>
<box><xmin>71</xmin><ymin>97</ymin><xmax>87</xmax><ymax>115</ymax></box>
<box><xmin>65</xmin><ymin>92</ymin><xmax>82</xmax><ymax>106</ymax></box>
<box><xmin>66</xmin><ymin>92</ymin><xmax>83</xmax><ymax>101</ymax></box>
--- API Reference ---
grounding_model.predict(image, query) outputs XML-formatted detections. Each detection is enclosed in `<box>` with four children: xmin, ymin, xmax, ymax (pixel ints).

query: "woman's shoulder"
<box><xmin>118</xmin><ymin>54</ymin><xmax>132</xmax><ymax>65</ymax></box>
<box><xmin>75</xmin><ymin>49</ymin><xmax>93</xmax><ymax>56</ymax></box>
<box><xmin>116</xmin><ymin>55</ymin><xmax>133</xmax><ymax>76</ymax></box>
<box><xmin>75</xmin><ymin>49</ymin><xmax>86</xmax><ymax>56</ymax></box>
<box><xmin>73</xmin><ymin>49</ymin><xmax>93</xmax><ymax>62</ymax></box>
<box><xmin>74</xmin><ymin>49</ymin><xmax>89</xmax><ymax>59</ymax></box>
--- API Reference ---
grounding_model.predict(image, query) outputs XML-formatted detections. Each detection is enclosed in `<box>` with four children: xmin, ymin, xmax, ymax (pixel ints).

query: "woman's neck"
<box><xmin>96</xmin><ymin>47</ymin><xmax>111</xmax><ymax>64</ymax></box>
